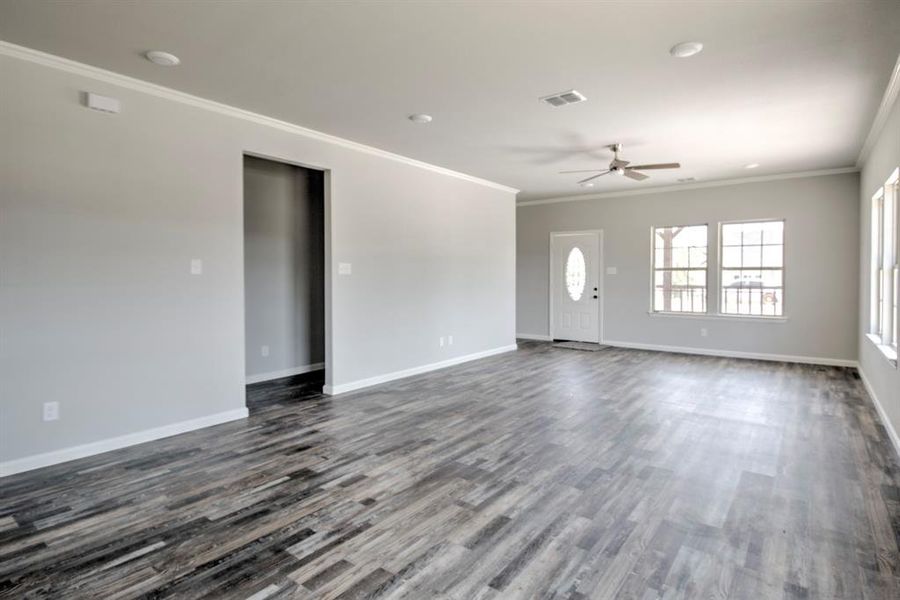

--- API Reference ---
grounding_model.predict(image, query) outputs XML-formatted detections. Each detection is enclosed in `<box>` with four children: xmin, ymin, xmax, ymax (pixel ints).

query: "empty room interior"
<box><xmin>3</xmin><ymin>1</ymin><xmax>900</xmax><ymax>598</ymax></box>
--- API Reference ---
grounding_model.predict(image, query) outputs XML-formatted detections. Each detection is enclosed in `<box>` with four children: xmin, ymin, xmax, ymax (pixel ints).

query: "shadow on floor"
<box><xmin>245</xmin><ymin>369</ymin><xmax>325</xmax><ymax>412</ymax></box>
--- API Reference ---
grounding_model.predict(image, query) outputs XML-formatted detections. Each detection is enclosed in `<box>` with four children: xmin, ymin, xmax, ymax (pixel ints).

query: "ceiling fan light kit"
<box><xmin>561</xmin><ymin>143</ymin><xmax>681</xmax><ymax>185</ymax></box>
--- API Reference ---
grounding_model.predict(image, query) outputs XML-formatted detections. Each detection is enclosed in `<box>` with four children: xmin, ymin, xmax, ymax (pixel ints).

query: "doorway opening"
<box><xmin>243</xmin><ymin>155</ymin><xmax>325</xmax><ymax>408</ymax></box>
<box><xmin>550</xmin><ymin>231</ymin><xmax>602</xmax><ymax>343</ymax></box>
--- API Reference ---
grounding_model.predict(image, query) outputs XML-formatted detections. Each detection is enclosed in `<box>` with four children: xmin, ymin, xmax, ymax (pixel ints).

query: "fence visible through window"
<box><xmin>720</xmin><ymin>220</ymin><xmax>784</xmax><ymax>317</ymax></box>
<box><xmin>652</xmin><ymin>224</ymin><xmax>708</xmax><ymax>313</ymax></box>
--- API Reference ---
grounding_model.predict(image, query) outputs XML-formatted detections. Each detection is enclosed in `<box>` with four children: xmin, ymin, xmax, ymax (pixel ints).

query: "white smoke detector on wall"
<box><xmin>84</xmin><ymin>92</ymin><xmax>121</xmax><ymax>114</ymax></box>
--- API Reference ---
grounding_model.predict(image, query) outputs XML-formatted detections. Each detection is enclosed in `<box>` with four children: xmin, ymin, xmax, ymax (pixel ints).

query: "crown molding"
<box><xmin>857</xmin><ymin>52</ymin><xmax>900</xmax><ymax>167</ymax></box>
<box><xmin>515</xmin><ymin>166</ymin><xmax>859</xmax><ymax>207</ymax></box>
<box><xmin>0</xmin><ymin>40</ymin><xmax>519</xmax><ymax>195</ymax></box>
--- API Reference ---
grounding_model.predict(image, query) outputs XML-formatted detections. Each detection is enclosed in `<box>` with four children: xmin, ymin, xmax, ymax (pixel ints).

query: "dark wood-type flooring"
<box><xmin>2</xmin><ymin>342</ymin><xmax>899</xmax><ymax>599</ymax></box>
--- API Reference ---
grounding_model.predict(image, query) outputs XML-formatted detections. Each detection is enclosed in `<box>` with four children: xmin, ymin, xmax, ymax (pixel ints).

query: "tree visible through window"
<box><xmin>652</xmin><ymin>225</ymin><xmax>708</xmax><ymax>313</ymax></box>
<box><xmin>720</xmin><ymin>220</ymin><xmax>784</xmax><ymax>317</ymax></box>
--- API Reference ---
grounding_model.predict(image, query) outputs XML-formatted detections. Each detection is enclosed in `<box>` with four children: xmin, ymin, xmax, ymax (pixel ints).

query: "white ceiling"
<box><xmin>1</xmin><ymin>1</ymin><xmax>899</xmax><ymax>201</ymax></box>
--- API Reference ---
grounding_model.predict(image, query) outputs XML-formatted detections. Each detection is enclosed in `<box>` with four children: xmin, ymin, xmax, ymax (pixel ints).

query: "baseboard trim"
<box><xmin>246</xmin><ymin>363</ymin><xmax>324</xmax><ymax>384</ymax></box>
<box><xmin>602</xmin><ymin>339</ymin><xmax>858</xmax><ymax>368</ymax></box>
<box><xmin>0</xmin><ymin>407</ymin><xmax>249</xmax><ymax>478</ymax></box>
<box><xmin>516</xmin><ymin>333</ymin><xmax>553</xmax><ymax>341</ymax></box>
<box><xmin>324</xmin><ymin>344</ymin><xmax>518</xmax><ymax>395</ymax></box>
<box><xmin>858</xmin><ymin>366</ymin><xmax>900</xmax><ymax>459</ymax></box>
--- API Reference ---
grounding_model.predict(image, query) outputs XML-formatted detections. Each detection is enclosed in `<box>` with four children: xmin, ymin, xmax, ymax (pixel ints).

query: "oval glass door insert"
<box><xmin>565</xmin><ymin>247</ymin><xmax>586</xmax><ymax>301</ymax></box>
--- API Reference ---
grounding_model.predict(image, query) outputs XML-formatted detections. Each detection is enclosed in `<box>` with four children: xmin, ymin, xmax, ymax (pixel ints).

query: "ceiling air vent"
<box><xmin>540</xmin><ymin>89</ymin><xmax>586</xmax><ymax>107</ymax></box>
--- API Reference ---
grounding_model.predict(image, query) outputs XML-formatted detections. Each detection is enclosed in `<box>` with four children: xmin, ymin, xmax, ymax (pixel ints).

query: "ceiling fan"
<box><xmin>560</xmin><ymin>143</ymin><xmax>680</xmax><ymax>184</ymax></box>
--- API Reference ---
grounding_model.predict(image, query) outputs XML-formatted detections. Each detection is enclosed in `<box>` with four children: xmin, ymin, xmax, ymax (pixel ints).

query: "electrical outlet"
<box><xmin>700</xmin><ymin>328</ymin><xmax>708</xmax><ymax>337</ymax></box>
<box><xmin>439</xmin><ymin>336</ymin><xmax>445</xmax><ymax>347</ymax></box>
<box><xmin>448</xmin><ymin>335</ymin><xmax>453</xmax><ymax>345</ymax></box>
<box><xmin>190</xmin><ymin>259</ymin><xmax>203</xmax><ymax>275</ymax></box>
<box><xmin>261</xmin><ymin>345</ymin><xmax>270</xmax><ymax>357</ymax></box>
<box><xmin>43</xmin><ymin>401</ymin><xmax>60</xmax><ymax>422</ymax></box>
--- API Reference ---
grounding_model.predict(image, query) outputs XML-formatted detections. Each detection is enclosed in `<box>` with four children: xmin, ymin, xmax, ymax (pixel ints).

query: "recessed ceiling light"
<box><xmin>580</xmin><ymin>182</ymin><xmax>595</xmax><ymax>188</ymax></box>
<box><xmin>669</xmin><ymin>41</ymin><xmax>703</xmax><ymax>58</ymax></box>
<box><xmin>677</xmin><ymin>177</ymin><xmax>696</xmax><ymax>183</ymax></box>
<box><xmin>745</xmin><ymin>163</ymin><xmax>760</xmax><ymax>169</ymax></box>
<box><xmin>145</xmin><ymin>50</ymin><xmax>180</xmax><ymax>66</ymax></box>
<box><xmin>408</xmin><ymin>114</ymin><xmax>433</xmax><ymax>124</ymax></box>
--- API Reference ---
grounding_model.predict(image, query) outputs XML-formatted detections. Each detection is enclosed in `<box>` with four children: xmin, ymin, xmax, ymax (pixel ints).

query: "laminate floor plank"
<box><xmin>1</xmin><ymin>342</ymin><xmax>899</xmax><ymax>598</ymax></box>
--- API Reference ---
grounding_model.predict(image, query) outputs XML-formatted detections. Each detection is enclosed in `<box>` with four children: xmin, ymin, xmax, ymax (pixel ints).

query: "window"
<box><xmin>872</xmin><ymin>188</ymin><xmax>885</xmax><ymax>339</ymax></box>
<box><xmin>871</xmin><ymin>168</ymin><xmax>898</xmax><ymax>355</ymax></box>
<box><xmin>720</xmin><ymin>220</ymin><xmax>784</xmax><ymax>317</ymax></box>
<box><xmin>565</xmin><ymin>247</ymin><xmax>586</xmax><ymax>301</ymax></box>
<box><xmin>652</xmin><ymin>224</ymin><xmax>707</xmax><ymax>313</ymax></box>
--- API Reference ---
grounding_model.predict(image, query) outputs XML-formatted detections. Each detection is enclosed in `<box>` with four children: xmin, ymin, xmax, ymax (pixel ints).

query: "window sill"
<box><xmin>648</xmin><ymin>311</ymin><xmax>788</xmax><ymax>323</ymax></box>
<box><xmin>865</xmin><ymin>333</ymin><xmax>898</xmax><ymax>367</ymax></box>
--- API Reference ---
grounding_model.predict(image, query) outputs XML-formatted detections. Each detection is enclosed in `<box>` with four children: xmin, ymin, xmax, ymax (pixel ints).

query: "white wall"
<box><xmin>858</xmin><ymin>90</ymin><xmax>900</xmax><ymax>449</ymax></box>
<box><xmin>0</xmin><ymin>50</ymin><xmax>516</xmax><ymax>468</ymax></box>
<box><xmin>244</xmin><ymin>157</ymin><xmax>324</xmax><ymax>381</ymax></box>
<box><xmin>517</xmin><ymin>173</ymin><xmax>859</xmax><ymax>363</ymax></box>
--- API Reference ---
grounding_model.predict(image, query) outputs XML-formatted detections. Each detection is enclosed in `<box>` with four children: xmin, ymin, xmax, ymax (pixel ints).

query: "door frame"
<box><xmin>241</xmin><ymin>150</ymin><xmax>333</xmax><ymax>394</ymax></box>
<box><xmin>549</xmin><ymin>230</ymin><xmax>604</xmax><ymax>342</ymax></box>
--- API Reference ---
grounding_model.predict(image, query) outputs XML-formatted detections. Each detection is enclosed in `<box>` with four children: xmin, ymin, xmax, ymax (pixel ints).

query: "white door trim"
<box><xmin>549</xmin><ymin>230</ymin><xmax>604</xmax><ymax>342</ymax></box>
<box><xmin>241</xmin><ymin>151</ymin><xmax>333</xmax><ymax>394</ymax></box>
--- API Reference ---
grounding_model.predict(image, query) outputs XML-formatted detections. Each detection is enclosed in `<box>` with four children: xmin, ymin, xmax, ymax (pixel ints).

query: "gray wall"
<box><xmin>858</xmin><ymin>92</ymin><xmax>900</xmax><ymax>442</ymax></box>
<box><xmin>244</xmin><ymin>157</ymin><xmax>324</xmax><ymax>379</ymax></box>
<box><xmin>518</xmin><ymin>173</ymin><xmax>859</xmax><ymax>362</ymax></box>
<box><xmin>0</xmin><ymin>54</ymin><xmax>516</xmax><ymax>463</ymax></box>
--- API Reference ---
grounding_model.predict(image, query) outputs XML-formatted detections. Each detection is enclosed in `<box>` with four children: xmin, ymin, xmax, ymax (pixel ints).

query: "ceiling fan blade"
<box><xmin>627</xmin><ymin>163</ymin><xmax>680</xmax><ymax>170</ymax></box>
<box><xmin>610</xmin><ymin>158</ymin><xmax>631</xmax><ymax>169</ymax></box>
<box><xmin>558</xmin><ymin>169</ymin><xmax>605</xmax><ymax>174</ymax></box>
<box><xmin>624</xmin><ymin>170</ymin><xmax>649</xmax><ymax>181</ymax></box>
<box><xmin>577</xmin><ymin>171</ymin><xmax>610</xmax><ymax>184</ymax></box>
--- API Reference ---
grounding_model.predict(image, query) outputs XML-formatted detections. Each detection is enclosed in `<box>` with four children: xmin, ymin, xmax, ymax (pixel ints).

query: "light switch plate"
<box><xmin>338</xmin><ymin>262</ymin><xmax>352</xmax><ymax>275</ymax></box>
<box><xmin>190</xmin><ymin>259</ymin><xmax>203</xmax><ymax>275</ymax></box>
<box><xmin>606</xmin><ymin>266</ymin><xmax>617</xmax><ymax>275</ymax></box>
<box><xmin>43</xmin><ymin>401</ymin><xmax>60</xmax><ymax>422</ymax></box>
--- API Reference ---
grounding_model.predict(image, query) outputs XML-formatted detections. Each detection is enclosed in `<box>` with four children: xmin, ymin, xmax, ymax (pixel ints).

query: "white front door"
<box><xmin>552</xmin><ymin>232</ymin><xmax>600</xmax><ymax>343</ymax></box>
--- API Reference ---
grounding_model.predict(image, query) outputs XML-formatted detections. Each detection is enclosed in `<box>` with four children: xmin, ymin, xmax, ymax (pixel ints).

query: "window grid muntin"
<box><xmin>652</xmin><ymin>224</ymin><xmax>708</xmax><ymax>314</ymax></box>
<box><xmin>719</xmin><ymin>220</ymin><xmax>784</xmax><ymax>317</ymax></box>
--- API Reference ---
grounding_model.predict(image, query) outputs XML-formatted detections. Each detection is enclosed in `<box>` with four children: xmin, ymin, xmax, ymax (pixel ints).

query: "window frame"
<box><xmin>867</xmin><ymin>168</ymin><xmax>899</xmax><ymax>365</ymax></box>
<box><xmin>649</xmin><ymin>223</ymin><xmax>709</xmax><ymax>315</ymax></box>
<box><xmin>717</xmin><ymin>218</ymin><xmax>786</xmax><ymax>319</ymax></box>
<box><xmin>871</xmin><ymin>187</ymin><xmax>886</xmax><ymax>341</ymax></box>
<box><xmin>888</xmin><ymin>170</ymin><xmax>898</xmax><ymax>354</ymax></box>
